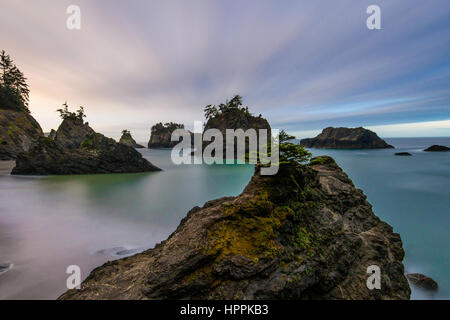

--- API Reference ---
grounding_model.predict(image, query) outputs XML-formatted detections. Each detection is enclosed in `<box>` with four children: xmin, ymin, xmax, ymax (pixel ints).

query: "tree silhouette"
<box><xmin>0</xmin><ymin>50</ymin><xmax>30</xmax><ymax>112</ymax></box>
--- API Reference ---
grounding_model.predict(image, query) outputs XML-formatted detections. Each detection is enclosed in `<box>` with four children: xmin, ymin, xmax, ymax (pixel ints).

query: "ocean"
<box><xmin>0</xmin><ymin>137</ymin><xmax>448</xmax><ymax>300</ymax></box>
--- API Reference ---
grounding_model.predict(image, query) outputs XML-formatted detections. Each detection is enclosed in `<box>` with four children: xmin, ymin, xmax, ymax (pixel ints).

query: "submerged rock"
<box><xmin>0</xmin><ymin>109</ymin><xmax>44</xmax><ymax>160</ymax></box>
<box><xmin>395</xmin><ymin>152</ymin><xmax>412</xmax><ymax>156</ymax></box>
<box><xmin>11</xmin><ymin>119</ymin><xmax>160</xmax><ymax>175</ymax></box>
<box><xmin>119</xmin><ymin>130</ymin><xmax>144</xmax><ymax>149</ymax></box>
<box><xmin>424</xmin><ymin>145</ymin><xmax>450</xmax><ymax>152</ymax></box>
<box><xmin>406</xmin><ymin>273</ymin><xmax>438</xmax><ymax>291</ymax></box>
<box><xmin>202</xmin><ymin>102</ymin><xmax>271</xmax><ymax>159</ymax></box>
<box><xmin>60</xmin><ymin>156</ymin><xmax>410</xmax><ymax>300</ymax></box>
<box><xmin>300</xmin><ymin>127</ymin><xmax>394</xmax><ymax>149</ymax></box>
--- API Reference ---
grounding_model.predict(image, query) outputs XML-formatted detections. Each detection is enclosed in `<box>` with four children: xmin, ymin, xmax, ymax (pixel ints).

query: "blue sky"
<box><xmin>1</xmin><ymin>0</ymin><xmax>449</xmax><ymax>140</ymax></box>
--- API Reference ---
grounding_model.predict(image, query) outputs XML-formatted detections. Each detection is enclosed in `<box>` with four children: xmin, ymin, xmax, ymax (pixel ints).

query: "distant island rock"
<box><xmin>424</xmin><ymin>145</ymin><xmax>450</xmax><ymax>152</ymax></box>
<box><xmin>148</xmin><ymin>122</ymin><xmax>189</xmax><ymax>148</ymax></box>
<box><xmin>201</xmin><ymin>95</ymin><xmax>271</xmax><ymax>159</ymax></box>
<box><xmin>119</xmin><ymin>130</ymin><xmax>144</xmax><ymax>149</ymax></box>
<box><xmin>12</xmin><ymin>107</ymin><xmax>160</xmax><ymax>175</ymax></box>
<box><xmin>0</xmin><ymin>109</ymin><xmax>44</xmax><ymax>160</ymax></box>
<box><xmin>300</xmin><ymin>127</ymin><xmax>394</xmax><ymax>149</ymax></box>
<box><xmin>395</xmin><ymin>152</ymin><xmax>412</xmax><ymax>156</ymax></box>
<box><xmin>60</xmin><ymin>156</ymin><xmax>410</xmax><ymax>300</ymax></box>
<box><xmin>406</xmin><ymin>273</ymin><xmax>438</xmax><ymax>291</ymax></box>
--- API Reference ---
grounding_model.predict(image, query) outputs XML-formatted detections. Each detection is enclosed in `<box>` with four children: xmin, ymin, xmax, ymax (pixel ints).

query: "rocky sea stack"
<box><xmin>0</xmin><ymin>109</ymin><xmax>43</xmax><ymax>160</ymax></box>
<box><xmin>119</xmin><ymin>130</ymin><xmax>144</xmax><ymax>148</ymax></box>
<box><xmin>0</xmin><ymin>50</ymin><xmax>43</xmax><ymax>160</ymax></box>
<box><xmin>148</xmin><ymin>122</ymin><xmax>188</xmax><ymax>148</ymax></box>
<box><xmin>12</xmin><ymin>109</ymin><xmax>160</xmax><ymax>175</ymax></box>
<box><xmin>60</xmin><ymin>156</ymin><xmax>410</xmax><ymax>300</ymax></box>
<box><xmin>301</xmin><ymin>127</ymin><xmax>393</xmax><ymax>149</ymax></box>
<box><xmin>424</xmin><ymin>145</ymin><xmax>450</xmax><ymax>152</ymax></box>
<box><xmin>201</xmin><ymin>95</ymin><xmax>271</xmax><ymax>159</ymax></box>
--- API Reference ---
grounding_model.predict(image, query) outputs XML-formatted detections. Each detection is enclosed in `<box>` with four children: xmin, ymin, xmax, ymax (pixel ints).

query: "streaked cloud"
<box><xmin>0</xmin><ymin>0</ymin><xmax>449</xmax><ymax>141</ymax></box>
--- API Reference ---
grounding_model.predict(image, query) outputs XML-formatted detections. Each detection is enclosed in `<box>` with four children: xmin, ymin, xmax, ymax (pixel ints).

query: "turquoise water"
<box><xmin>309</xmin><ymin>137</ymin><xmax>450</xmax><ymax>300</ymax></box>
<box><xmin>0</xmin><ymin>138</ymin><xmax>448</xmax><ymax>299</ymax></box>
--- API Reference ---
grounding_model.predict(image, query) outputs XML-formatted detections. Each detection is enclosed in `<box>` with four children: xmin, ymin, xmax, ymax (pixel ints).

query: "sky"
<box><xmin>1</xmin><ymin>0</ymin><xmax>449</xmax><ymax>141</ymax></box>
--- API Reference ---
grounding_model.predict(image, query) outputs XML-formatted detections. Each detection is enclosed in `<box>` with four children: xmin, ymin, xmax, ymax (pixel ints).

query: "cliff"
<box><xmin>119</xmin><ymin>131</ymin><xmax>144</xmax><ymax>149</ymax></box>
<box><xmin>12</xmin><ymin>119</ymin><xmax>160</xmax><ymax>175</ymax></box>
<box><xmin>0</xmin><ymin>109</ymin><xmax>44</xmax><ymax>160</ymax></box>
<box><xmin>300</xmin><ymin>127</ymin><xmax>393</xmax><ymax>149</ymax></box>
<box><xmin>60</xmin><ymin>156</ymin><xmax>410</xmax><ymax>300</ymax></box>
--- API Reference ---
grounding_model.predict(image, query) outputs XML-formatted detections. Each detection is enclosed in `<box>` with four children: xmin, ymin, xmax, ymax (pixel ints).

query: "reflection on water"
<box><xmin>0</xmin><ymin>149</ymin><xmax>253</xmax><ymax>299</ymax></box>
<box><xmin>0</xmin><ymin>139</ymin><xmax>449</xmax><ymax>300</ymax></box>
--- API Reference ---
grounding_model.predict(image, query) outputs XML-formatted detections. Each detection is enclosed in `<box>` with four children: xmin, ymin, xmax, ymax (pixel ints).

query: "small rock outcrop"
<box><xmin>300</xmin><ymin>127</ymin><xmax>393</xmax><ymax>149</ymax></box>
<box><xmin>60</xmin><ymin>156</ymin><xmax>410</xmax><ymax>300</ymax></box>
<box><xmin>148</xmin><ymin>122</ymin><xmax>188</xmax><ymax>148</ymax></box>
<box><xmin>395</xmin><ymin>152</ymin><xmax>412</xmax><ymax>156</ymax></box>
<box><xmin>0</xmin><ymin>109</ymin><xmax>44</xmax><ymax>160</ymax></box>
<box><xmin>424</xmin><ymin>145</ymin><xmax>450</xmax><ymax>152</ymax></box>
<box><xmin>406</xmin><ymin>273</ymin><xmax>438</xmax><ymax>291</ymax></box>
<box><xmin>119</xmin><ymin>130</ymin><xmax>144</xmax><ymax>149</ymax></box>
<box><xmin>12</xmin><ymin>119</ymin><xmax>160</xmax><ymax>175</ymax></box>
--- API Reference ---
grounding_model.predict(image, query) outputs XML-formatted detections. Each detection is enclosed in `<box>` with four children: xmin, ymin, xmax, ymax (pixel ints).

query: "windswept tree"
<box><xmin>151</xmin><ymin>122</ymin><xmax>184</xmax><ymax>135</ymax></box>
<box><xmin>0</xmin><ymin>50</ymin><xmax>30</xmax><ymax>112</ymax></box>
<box><xmin>227</xmin><ymin>95</ymin><xmax>242</xmax><ymax>109</ymax></box>
<box><xmin>279</xmin><ymin>130</ymin><xmax>296</xmax><ymax>143</ymax></box>
<box><xmin>204</xmin><ymin>104</ymin><xmax>218</xmax><ymax>120</ymax></box>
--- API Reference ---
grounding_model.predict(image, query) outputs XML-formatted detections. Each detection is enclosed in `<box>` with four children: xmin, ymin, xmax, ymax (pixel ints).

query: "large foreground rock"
<box><xmin>12</xmin><ymin>119</ymin><xmax>160</xmax><ymax>175</ymax></box>
<box><xmin>0</xmin><ymin>109</ymin><xmax>43</xmax><ymax>160</ymax></box>
<box><xmin>60</xmin><ymin>157</ymin><xmax>410</xmax><ymax>300</ymax></box>
<box><xmin>301</xmin><ymin>127</ymin><xmax>393</xmax><ymax>149</ymax></box>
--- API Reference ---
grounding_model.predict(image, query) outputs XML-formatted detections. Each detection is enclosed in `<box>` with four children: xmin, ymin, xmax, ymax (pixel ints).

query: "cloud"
<box><xmin>0</xmin><ymin>0</ymin><xmax>449</xmax><ymax>141</ymax></box>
